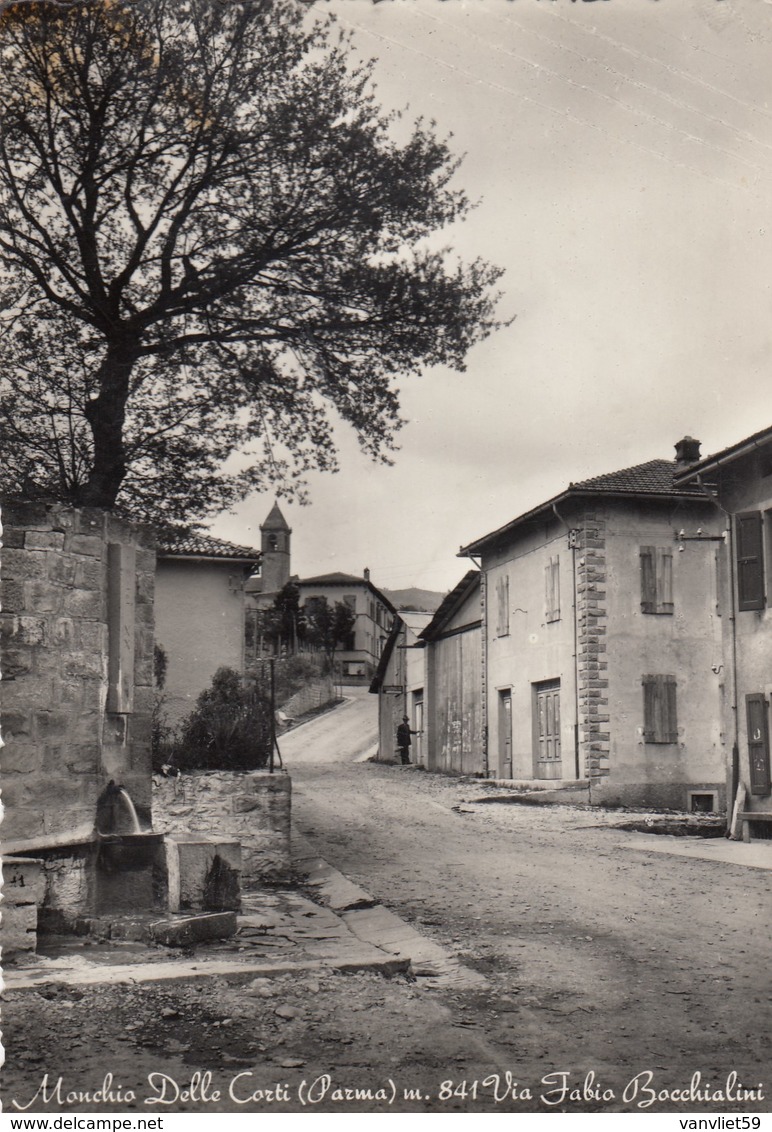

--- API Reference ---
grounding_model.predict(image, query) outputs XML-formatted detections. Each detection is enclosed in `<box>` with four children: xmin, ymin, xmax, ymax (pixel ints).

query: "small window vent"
<box><xmin>687</xmin><ymin>791</ymin><xmax>718</xmax><ymax>814</ymax></box>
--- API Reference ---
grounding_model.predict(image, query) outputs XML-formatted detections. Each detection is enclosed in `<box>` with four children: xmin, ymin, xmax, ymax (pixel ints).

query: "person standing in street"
<box><xmin>396</xmin><ymin>715</ymin><xmax>419</xmax><ymax>765</ymax></box>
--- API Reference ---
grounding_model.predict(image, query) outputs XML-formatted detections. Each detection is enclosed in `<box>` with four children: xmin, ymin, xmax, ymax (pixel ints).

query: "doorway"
<box><xmin>498</xmin><ymin>689</ymin><xmax>512</xmax><ymax>779</ymax></box>
<box><xmin>534</xmin><ymin>679</ymin><xmax>562</xmax><ymax>779</ymax></box>
<box><xmin>412</xmin><ymin>692</ymin><xmax>424</xmax><ymax>766</ymax></box>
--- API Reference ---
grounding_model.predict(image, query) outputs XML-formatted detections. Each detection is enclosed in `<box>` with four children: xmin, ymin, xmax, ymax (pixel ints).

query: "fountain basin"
<box><xmin>95</xmin><ymin>831</ymin><xmax>166</xmax><ymax>916</ymax></box>
<box><xmin>97</xmin><ymin>830</ymin><xmax>164</xmax><ymax>871</ymax></box>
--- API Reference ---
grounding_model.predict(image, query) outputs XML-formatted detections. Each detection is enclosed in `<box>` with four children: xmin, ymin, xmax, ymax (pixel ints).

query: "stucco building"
<box><xmin>418</xmin><ymin>570</ymin><xmax>484</xmax><ymax>776</ymax></box>
<box><xmin>458</xmin><ymin>438</ymin><xmax>727</xmax><ymax>810</ymax></box>
<box><xmin>675</xmin><ymin>425</ymin><xmax>772</xmax><ymax>835</ymax></box>
<box><xmin>155</xmin><ymin>532</ymin><xmax>260</xmax><ymax>724</ymax></box>
<box><xmin>296</xmin><ymin>570</ymin><xmax>396</xmax><ymax>682</ymax></box>
<box><xmin>370</xmin><ymin>610</ymin><xmax>432</xmax><ymax>764</ymax></box>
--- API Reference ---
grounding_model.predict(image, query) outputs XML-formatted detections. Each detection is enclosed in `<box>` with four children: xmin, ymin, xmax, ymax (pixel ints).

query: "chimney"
<box><xmin>674</xmin><ymin>436</ymin><xmax>701</xmax><ymax>466</ymax></box>
<box><xmin>363</xmin><ymin>567</ymin><xmax>370</xmax><ymax>583</ymax></box>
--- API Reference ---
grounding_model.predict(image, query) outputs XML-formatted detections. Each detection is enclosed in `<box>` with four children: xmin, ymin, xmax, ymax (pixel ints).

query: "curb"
<box><xmin>3</xmin><ymin>951</ymin><xmax>410</xmax><ymax>992</ymax></box>
<box><xmin>292</xmin><ymin>832</ymin><xmax>487</xmax><ymax>987</ymax></box>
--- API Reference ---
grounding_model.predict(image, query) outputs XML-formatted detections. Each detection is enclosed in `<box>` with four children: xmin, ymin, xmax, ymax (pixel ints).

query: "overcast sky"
<box><xmin>211</xmin><ymin>0</ymin><xmax>772</xmax><ymax>595</ymax></box>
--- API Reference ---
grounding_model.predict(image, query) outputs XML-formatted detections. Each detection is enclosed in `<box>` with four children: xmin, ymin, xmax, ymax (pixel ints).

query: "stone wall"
<box><xmin>1</xmin><ymin>857</ymin><xmax>45</xmax><ymax>956</ymax></box>
<box><xmin>576</xmin><ymin>510</ymin><xmax>610</xmax><ymax>784</ymax></box>
<box><xmin>280</xmin><ymin>677</ymin><xmax>335</xmax><ymax>720</ymax></box>
<box><xmin>1</xmin><ymin>502</ymin><xmax>155</xmax><ymax>845</ymax></box>
<box><xmin>153</xmin><ymin>770</ymin><xmax>291</xmax><ymax>881</ymax></box>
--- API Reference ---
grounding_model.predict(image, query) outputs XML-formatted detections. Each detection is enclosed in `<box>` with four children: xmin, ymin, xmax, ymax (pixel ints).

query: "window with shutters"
<box><xmin>545</xmin><ymin>555</ymin><xmax>560</xmax><ymax>622</ymax></box>
<box><xmin>640</xmin><ymin>547</ymin><xmax>673</xmax><ymax>614</ymax></box>
<box><xmin>642</xmin><ymin>674</ymin><xmax>678</xmax><ymax>743</ymax></box>
<box><xmin>495</xmin><ymin>575</ymin><xmax>510</xmax><ymax>637</ymax></box>
<box><xmin>736</xmin><ymin>511</ymin><xmax>765</xmax><ymax>610</ymax></box>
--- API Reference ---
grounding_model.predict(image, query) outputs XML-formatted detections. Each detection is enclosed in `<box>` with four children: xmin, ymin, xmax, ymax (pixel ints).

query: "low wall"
<box><xmin>280</xmin><ymin>677</ymin><xmax>335</xmax><ymax>719</ymax></box>
<box><xmin>153</xmin><ymin>770</ymin><xmax>291</xmax><ymax>881</ymax></box>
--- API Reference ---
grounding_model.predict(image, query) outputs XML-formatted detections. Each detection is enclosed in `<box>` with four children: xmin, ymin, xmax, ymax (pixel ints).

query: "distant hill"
<box><xmin>382</xmin><ymin>586</ymin><xmax>446</xmax><ymax>613</ymax></box>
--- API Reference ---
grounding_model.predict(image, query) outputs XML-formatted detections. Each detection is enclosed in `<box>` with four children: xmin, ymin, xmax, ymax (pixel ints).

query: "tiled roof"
<box><xmin>298</xmin><ymin>571</ymin><xmax>365</xmax><ymax>585</ymax></box>
<box><xmin>298</xmin><ymin>571</ymin><xmax>397</xmax><ymax>614</ymax></box>
<box><xmin>570</xmin><ymin>458</ymin><xmax>706</xmax><ymax>496</ymax></box>
<box><xmin>158</xmin><ymin>532</ymin><xmax>260</xmax><ymax>561</ymax></box>
<box><xmin>460</xmin><ymin>457</ymin><xmax>708</xmax><ymax>556</ymax></box>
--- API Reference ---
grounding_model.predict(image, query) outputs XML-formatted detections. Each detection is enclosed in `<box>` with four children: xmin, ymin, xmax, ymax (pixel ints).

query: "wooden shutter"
<box><xmin>640</xmin><ymin>547</ymin><xmax>656</xmax><ymax>613</ymax></box>
<box><xmin>545</xmin><ymin>556</ymin><xmax>560</xmax><ymax>622</ymax></box>
<box><xmin>496</xmin><ymin>575</ymin><xmax>510</xmax><ymax>636</ymax></box>
<box><xmin>736</xmin><ymin>512</ymin><xmax>765</xmax><ymax>611</ymax></box>
<box><xmin>656</xmin><ymin>548</ymin><xmax>673</xmax><ymax>613</ymax></box>
<box><xmin>641</xmin><ymin>547</ymin><xmax>673</xmax><ymax>614</ymax></box>
<box><xmin>746</xmin><ymin>694</ymin><xmax>772</xmax><ymax>796</ymax></box>
<box><xmin>642</xmin><ymin>675</ymin><xmax>678</xmax><ymax>743</ymax></box>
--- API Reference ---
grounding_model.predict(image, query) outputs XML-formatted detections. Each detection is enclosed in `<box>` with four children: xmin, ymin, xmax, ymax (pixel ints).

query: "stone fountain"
<box><xmin>0</xmin><ymin>504</ymin><xmax>240</xmax><ymax>956</ymax></box>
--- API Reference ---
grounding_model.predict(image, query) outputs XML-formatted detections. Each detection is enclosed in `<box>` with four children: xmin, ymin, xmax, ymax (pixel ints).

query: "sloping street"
<box><xmin>278</xmin><ymin>685</ymin><xmax>378</xmax><ymax>766</ymax></box>
<box><xmin>284</xmin><ymin>689</ymin><xmax>772</xmax><ymax>1114</ymax></box>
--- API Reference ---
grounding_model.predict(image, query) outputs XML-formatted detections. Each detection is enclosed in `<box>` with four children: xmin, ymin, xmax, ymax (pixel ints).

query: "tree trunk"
<box><xmin>80</xmin><ymin>341</ymin><xmax>139</xmax><ymax>509</ymax></box>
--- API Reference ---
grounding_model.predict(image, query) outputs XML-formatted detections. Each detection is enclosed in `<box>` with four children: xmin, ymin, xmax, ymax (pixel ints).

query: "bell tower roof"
<box><xmin>260</xmin><ymin>501</ymin><xmax>291</xmax><ymax>532</ymax></box>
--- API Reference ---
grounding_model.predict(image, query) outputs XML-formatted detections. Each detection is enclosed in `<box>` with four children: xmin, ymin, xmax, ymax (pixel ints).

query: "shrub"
<box><xmin>175</xmin><ymin>667</ymin><xmax>272</xmax><ymax>772</ymax></box>
<box><xmin>152</xmin><ymin>642</ymin><xmax>180</xmax><ymax>774</ymax></box>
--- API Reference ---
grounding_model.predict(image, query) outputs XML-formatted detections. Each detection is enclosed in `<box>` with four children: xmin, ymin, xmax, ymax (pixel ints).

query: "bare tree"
<box><xmin>0</xmin><ymin>0</ymin><xmax>503</xmax><ymax>524</ymax></box>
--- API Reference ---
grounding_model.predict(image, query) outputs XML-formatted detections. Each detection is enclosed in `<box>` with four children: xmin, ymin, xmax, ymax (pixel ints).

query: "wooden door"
<box><xmin>498</xmin><ymin>690</ymin><xmax>512</xmax><ymax>779</ymax></box>
<box><xmin>746</xmin><ymin>694</ymin><xmax>772</xmax><ymax>795</ymax></box>
<box><xmin>535</xmin><ymin>680</ymin><xmax>562</xmax><ymax>779</ymax></box>
<box><xmin>413</xmin><ymin>694</ymin><xmax>424</xmax><ymax>766</ymax></box>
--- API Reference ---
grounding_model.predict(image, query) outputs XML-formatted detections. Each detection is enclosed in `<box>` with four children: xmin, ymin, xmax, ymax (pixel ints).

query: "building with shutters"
<box><xmin>674</xmin><ymin>426</ymin><xmax>772</xmax><ymax>835</ymax></box>
<box><xmin>295</xmin><ymin>570</ymin><xmax>396</xmax><ymax>682</ymax></box>
<box><xmin>458</xmin><ymin>437</ymin><xmax>727</xmax><ymax>810</ymax></box>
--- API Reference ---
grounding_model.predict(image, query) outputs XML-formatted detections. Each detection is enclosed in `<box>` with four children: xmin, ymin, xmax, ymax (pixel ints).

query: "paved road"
<box><xmin>278</xmin><ymin>685</ymin><xmax>377</xmax><ymax>766</ymax></box>
<box><xmin>287</xmin><ymin>696</ymin><xmax>772</xmax><ymax>1115</ymax></box>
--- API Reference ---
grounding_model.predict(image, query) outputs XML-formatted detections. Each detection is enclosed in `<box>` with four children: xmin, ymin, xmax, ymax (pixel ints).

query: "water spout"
<box><xmin>117</xmin><ymin>787</ymin><xmax>141</xmax><ymax>834</ymax></box>
<box><xmin>96</xmin><ymin>781</ymin><xmax>143</xmax><ymax>836</ymax></box>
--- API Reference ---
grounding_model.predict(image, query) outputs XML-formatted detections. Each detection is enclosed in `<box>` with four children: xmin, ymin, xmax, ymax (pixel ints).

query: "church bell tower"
<box><xmin>259</xmin><ymin>501</ymin><xmax>291</xmax><ymax>600</ymax></box>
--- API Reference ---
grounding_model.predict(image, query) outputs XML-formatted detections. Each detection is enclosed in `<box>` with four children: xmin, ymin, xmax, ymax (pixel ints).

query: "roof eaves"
<box><xmin>674</xmin><ymin>425</ymin><xmax>772</xmax><ymax>483</ymax></box>
<box><xmin>419</xmin><ymin>570</ymin><xmax>480</xmax><ymax>640</ymax></box>
<box><xmin>459</xmin><ymin>484</ymin><xmax>707</xmax><ymax>557</ymax></box>
<box><xmin>369</xmin><ymin>616</ymin><xmax>403</xmax><ymax>693</ymax></box>
<box><xmin>159</xmin><ymin>551</ymin><xmax>259</xmax><ymax>565</ymax></box>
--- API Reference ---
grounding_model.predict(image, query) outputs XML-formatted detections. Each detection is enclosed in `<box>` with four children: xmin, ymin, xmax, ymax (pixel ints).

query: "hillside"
<box><xmin>382</xmin><ymin>586</ymin><xmax>446</xmax><ymax>613</ymax></box>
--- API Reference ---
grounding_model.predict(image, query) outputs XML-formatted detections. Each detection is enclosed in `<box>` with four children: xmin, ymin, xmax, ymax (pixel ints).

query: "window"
<box><xmin>736</xmin><ymin>512</ymin><xmax>764</xmax><ymax>611</ymax></box>
<box><xmin>545</xmin><ymin>555</ymin><xmax>560</xmax><ymax>622</ymax></box>
<box><xmin>640</xmin><ymin>547</ymin><xmax>673</xmax><ymax>614</ymax></box>
<box><xmin>495</xmin><ymin>575</ymin><xmax>510</xmax><ymax>637</ymax></box>
<box><xmin>642</xmin><ymin>674</ymin><xmax>678</xmax><ymax>743</ymax></box>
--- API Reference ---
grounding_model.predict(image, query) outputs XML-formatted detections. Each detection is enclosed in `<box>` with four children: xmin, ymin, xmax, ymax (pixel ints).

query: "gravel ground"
<box><xmin>3</xmin><ymin>695</ymin><xmax>770</xmax><ymax>1116</ymax></box>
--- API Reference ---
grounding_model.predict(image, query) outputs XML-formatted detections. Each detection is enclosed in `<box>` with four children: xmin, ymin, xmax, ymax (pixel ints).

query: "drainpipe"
<box><xmin>470</xmin><ymin>555</ymin><xmax>489</xmax><ymax>777</ymax></box>
<box><xmin>552</xmin><ymin>503</ymin><xmax>581</xmax><ymax>783</ymax></box>
<box><xmin>693</xmin><ymin>477</ymin><xmax>739</xmax><ymax>830</ymax></box>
